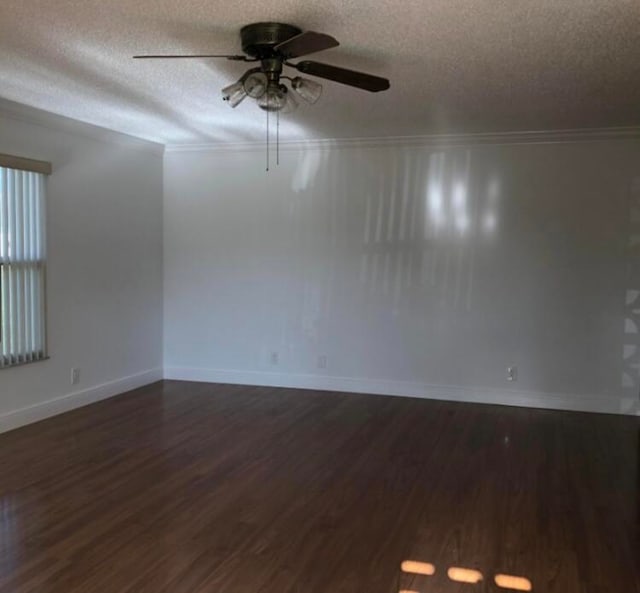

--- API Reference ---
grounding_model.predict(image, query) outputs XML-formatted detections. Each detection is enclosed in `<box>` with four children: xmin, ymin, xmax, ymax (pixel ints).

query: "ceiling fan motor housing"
<box><xmin>240</xmin><ymin>23</ymin><xmax>302</xmax><ymax>58</ymax></box>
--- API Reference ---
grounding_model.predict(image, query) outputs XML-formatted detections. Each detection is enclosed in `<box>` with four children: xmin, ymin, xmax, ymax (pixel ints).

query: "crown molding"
<box><xmin>165</xmin><ymin>126</ymin><xmax>640</xmax><ymax>154</ymax></box>
<box><xmin>0</xmin><ymin>97</ymin><xmax>164</xmax><ymax>156</ymax></box>
<box><xmin>2</xmin><ymin>96</ymin><xmax>638</xmax><ymax>156</ymax></box>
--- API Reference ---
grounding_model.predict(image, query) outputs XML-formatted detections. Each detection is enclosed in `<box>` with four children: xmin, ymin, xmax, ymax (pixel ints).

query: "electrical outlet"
<box><xmin>507</xmin><ymin>366</ymin><xmax>517</xmax><ymax>382</ymax></box>
<box><xmin>318</xmin><ymin>355</ymin><xmax>327</xmax><ymax>369</ymax></box>
<box><xmin>71</xmin><ymin>368</ymin><xmax>80</xmax><ymax>385</ymax></box>
<box><xmin>270</xmin><ymin>351</ymin><xmax>279</xmax><ymax>365</ymax></box>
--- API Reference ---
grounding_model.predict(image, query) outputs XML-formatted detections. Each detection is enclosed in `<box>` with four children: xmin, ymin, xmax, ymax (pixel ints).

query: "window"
<box><xmin>0</xmin><ymin>164</ymin><xmax>47</xmax><ymax>367</ymax></box>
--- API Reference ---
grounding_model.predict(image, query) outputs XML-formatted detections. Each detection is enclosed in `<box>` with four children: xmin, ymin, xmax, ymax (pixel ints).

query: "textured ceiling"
<box><xmin>1</xmin><ymin>0</ymin><xmax>640</xmax><ymax>145</ymax></box>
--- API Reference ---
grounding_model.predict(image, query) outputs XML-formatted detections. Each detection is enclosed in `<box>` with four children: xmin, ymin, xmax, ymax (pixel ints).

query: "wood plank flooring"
<box><xmin>0</xmin><ymin>380</ymin><xmax>638</xmax><ymax>593</ymax></box>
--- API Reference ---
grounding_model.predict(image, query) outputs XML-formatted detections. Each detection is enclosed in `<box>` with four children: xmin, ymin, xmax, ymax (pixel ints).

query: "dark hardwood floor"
<box><xmin>0</xmin><ymin>380</ymin><xmax>638</xmax><ymax>593</ymax></box>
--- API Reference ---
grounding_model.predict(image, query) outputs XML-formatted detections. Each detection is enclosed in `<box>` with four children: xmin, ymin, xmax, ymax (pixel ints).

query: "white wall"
<box><xmin>164</xmin><ymin>137</ymin><xmax>640</xmax><ymax>415</ymax></box>
<box><xmin>5</xmin><ymin>103</ymin><xmax>636</xmax><ymax>432</ymax></box>
<box><xmin>0</xmin><ymin>102</ymin><xmax>164</xmax><ymax>432</ymax></box>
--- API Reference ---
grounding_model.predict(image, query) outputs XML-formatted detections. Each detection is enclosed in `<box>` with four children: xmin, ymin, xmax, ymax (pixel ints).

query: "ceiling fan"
<box><xmin>134</xmin><ymin>22</ymin><xmax>390</xmax><ymax>113</ymax></box>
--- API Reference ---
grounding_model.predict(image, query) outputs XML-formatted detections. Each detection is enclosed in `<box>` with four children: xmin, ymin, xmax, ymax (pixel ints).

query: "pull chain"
<box><xmin>276</xmin><ymin>109</ymin><xmax>280</xmax><ymax>166</ymax></box>
<box><xmin>266</xmin><ymin>105</ymin><xmax>269</xmax><ymax>172</ymax></box>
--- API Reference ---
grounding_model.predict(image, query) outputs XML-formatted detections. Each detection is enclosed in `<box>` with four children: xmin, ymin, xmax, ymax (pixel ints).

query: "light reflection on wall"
<box><xmin>360</xmin><ymin>147</ymin><xmax>502</xmax><ymax>312</ymax></box>
<box><xmin>424</xmin><ymin>152</ymin><xmax>500</xmax><ymax>240</ymax></box>
<box><xmin>426</xmin><ymin>152</ymin><xmax>446</xmax><ymax>231</ymax></box>
<box><xmin>483</xmin><ymin>177</ymin><xmax>501</xmax><ymax>234</ymax></box>
<box><xmin>292</xmin><ymin>148</ymin><xmax>325</xmax><ymax>193</ymax></box>
<box><xmin>452</xmin><ymin>179</ymin><xmax>470</xmax><ymax>234</ymax></box>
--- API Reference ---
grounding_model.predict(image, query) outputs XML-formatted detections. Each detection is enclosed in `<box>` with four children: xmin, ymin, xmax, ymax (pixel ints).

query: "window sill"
<box><xmin>0</xmin><ymin>356</ymin><xmax>50</xmax><ymax>370</ymax></box>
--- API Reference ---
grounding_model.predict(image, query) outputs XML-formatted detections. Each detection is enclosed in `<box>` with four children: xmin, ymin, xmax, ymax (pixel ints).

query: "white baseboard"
<box><xmin>164</xmin><ymin>367</ymin><xmax>637</xmax><ymax>416</ymax></box>
<box><xmin>2</xmin><ymin>365</ymin><xmax>632</xmax><ymax>435</ymax></box>
<box><xmin>0</xmin><ymin>368</ymin><xmax>163</xmax><ymax>434</ymax></box>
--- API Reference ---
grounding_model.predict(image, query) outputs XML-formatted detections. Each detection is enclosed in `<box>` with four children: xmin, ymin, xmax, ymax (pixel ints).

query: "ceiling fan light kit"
<box><xmin>135</xmin><ymin>22</ymin><xmax>390</xmax><ymax>168</ymax></box>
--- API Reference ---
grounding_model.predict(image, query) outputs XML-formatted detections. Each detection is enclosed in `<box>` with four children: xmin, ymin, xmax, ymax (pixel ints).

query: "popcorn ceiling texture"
<box><xmin>1</xmin><ymin>0</ymin><xmax>639</xmax><ymax>145</ymax></box>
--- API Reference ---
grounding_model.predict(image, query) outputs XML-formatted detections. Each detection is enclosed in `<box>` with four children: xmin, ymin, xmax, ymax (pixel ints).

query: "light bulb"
<box><xmin>291</xmin><ymin>77</ymin><xmax>322</xmax><ymax>104</ymax></box>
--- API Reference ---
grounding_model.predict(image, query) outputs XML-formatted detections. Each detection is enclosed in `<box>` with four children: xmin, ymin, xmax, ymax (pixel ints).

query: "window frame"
<box><xmin>0</xmin><ymin>157</ymin><xmax>50</xmax><ymax>369</ymax></box>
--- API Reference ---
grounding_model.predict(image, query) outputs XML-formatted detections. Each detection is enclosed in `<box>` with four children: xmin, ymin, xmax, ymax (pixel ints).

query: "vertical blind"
<box><xmin>0</xmin><ymin>166</ymin><xmax>47</xmax><ymax>367</ymax></box>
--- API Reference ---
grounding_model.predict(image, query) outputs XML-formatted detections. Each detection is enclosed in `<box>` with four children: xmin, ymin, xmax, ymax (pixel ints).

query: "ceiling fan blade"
<box><xmin>133</xmin><ymin>54</ymin><xmax>248</xmax><ymax>61</ymax></box>
<box><xmin>274</xmin><ymin>31</ymin><xmax>339</xmax><ymax>59</ymax></box>
<box><xmin>292</xmin><ymin>61</ymin><xmax>390</xmax><ymax>92</ymax></box>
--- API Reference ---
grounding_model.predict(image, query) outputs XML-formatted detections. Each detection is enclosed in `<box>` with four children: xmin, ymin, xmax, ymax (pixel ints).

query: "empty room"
<box><xmin>1</xmin><ymin>1</ymin><xmax>639</xmax><ymax>592</ymax></box>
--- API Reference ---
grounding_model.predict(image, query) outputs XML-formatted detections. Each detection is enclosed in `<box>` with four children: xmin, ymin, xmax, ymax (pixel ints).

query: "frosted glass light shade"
<box><xmin>221</xmin><ymin>81</ymin><xmax>247</xmax><ymax>108</ymax></box>
<box><xmin>258</xmin><ymin>84</ymin><xmax>287</xmax><ymax>112</ymax></box>
<box><xmin>291</xmin><ymin>77</ymin><xmax>322</xmax><ymax>104</ymax></box>
<box><xmin>243</xmin><ymin>72</ymin><xmax>268</xmax><ymax>99</ymax></box>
